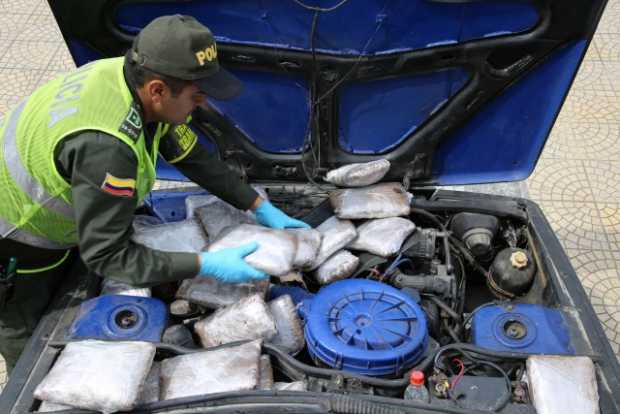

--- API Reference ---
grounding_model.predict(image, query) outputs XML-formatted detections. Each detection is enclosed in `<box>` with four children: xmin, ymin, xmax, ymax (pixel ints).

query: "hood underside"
<box><xmin>48</xmin><ymin>0</ymin><xmax>606</xmax><ymax>186</ymax></box>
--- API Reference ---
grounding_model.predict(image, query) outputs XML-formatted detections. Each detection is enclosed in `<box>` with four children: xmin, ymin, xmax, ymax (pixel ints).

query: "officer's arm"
<box><xmin>159</xmin><ymin>124</ymin><xmax>259</xmax><ymax>210</ymax></box>
<box><xmin>55</xmin><ymin>131</ymin><xmax>199</xmax><ymax>286</ymax></box>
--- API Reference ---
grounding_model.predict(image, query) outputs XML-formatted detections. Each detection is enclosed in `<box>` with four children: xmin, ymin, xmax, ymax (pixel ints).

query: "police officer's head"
<box><xmin>125</xmin><ymin>15</ymin><xmax>241</xmax><ymax>124</ymax></box>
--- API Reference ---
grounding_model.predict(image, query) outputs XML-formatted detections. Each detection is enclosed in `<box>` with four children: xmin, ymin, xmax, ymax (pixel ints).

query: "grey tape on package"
<box><xmin>34</xmin><ymin>340</ymin><xmax>155</xmax><ymax>414</ymax></box>
<box><xmin>287</xmin><ymin>228</ymin><xmax>322</xmax><ymax>268</ymax></box>
<box><xmin>314</xmin><ymin>250</ymin><xmax>360</xmax><ymax>285</ymax></box>
<box><xmin>274</xmin><ymin>381</ymin><xmax>307</xmax><ymax>391</ymax></box>
<box><xmin>160</xmin><ymin>340</ymin><xmax>262</xmax><ymax>401</ymax></box>
<box><xmin>194</xmin><ymin>293</ymin><xmax>277</xmax><ymax>348</ymax></box>
<box><xmin>131</xmin><ymin>218</ymin><xmax>208</xmax><ymax>253</ymax></box>
<box><xmin>306</xmin><ymin>216</ymin><xmax>357</xmax><ymax>270</ymax></box>
<box><xmin>324</xmin><ymin>159</ymin><xmax>390</xmax><ymax>187</ymax></box>
<box><xmin>185</xmin><ymin>185</ymin><xmax>269</xmax><ymax>219</ymax></box>
<box><xmin>100</xmin><ymin>278</ymin><xmax>151</xmax><ymax>297</ymax></box>
<box><xmin>176</xmin><ymin>276</ymin><xmax>269</xmax><ymax>309</ymax></box>
<box><xmin>195</xmin><ymin>199</ymin><xmax>256</xmax><ymax>240</ymax></box>
<box><xmin>208</xmin><ymin>224</ymin><xmax>297</xmax><ymax>276</ymax></box>
<box><xmin>330</xmin><ymin>182</ymin><xmax>411</xmax><ymax>219</ymax></box>
<box><xmin>268</xmin><ymin>294</ymin><xmax>305</xmax><ymax>355</ymax></box>
<box><xmin>137</xmin><ymin>361</ymin><xmax>160</xmax><ymax>405</ymax></box>
<box><xmin>348</xmin><ymin>217</ymin><xmax>416</xmax><ymax>257</ymax></box>
<box><xmin>258</xmin><ymin>355</ymin><xmax>274</xmax><ymax>390</ymax></box>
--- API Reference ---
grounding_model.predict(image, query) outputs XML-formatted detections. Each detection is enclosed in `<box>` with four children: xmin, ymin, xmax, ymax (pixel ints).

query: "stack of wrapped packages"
<box><xmin>34</xmin><ymin>159</ymin><xmax>419</xmax><ymax>413</ymax></box>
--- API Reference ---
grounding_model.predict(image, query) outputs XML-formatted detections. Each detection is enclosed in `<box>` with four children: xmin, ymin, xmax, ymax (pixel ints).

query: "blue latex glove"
<box><xmin>199</xmin><ymin>242</ymin><xmax>267</xmax><ymax>283</ymax></box>
<box><xmin>255</xmin><ymin>200</ymin><xmax>311</xmax><ymax>229</ymax></box>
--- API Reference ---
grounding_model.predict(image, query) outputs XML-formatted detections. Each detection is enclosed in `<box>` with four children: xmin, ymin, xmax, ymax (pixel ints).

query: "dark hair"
<box><xmin>124</xmin><ymin>56</ymin><xmax>190</xmax><ymax>97</ymax></box>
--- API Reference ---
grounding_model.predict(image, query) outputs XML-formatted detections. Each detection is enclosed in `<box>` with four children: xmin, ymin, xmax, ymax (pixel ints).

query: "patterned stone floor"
<box><xmin>1</xmin><ymin>0</ymin><xmax>619</xmax><ymax>392</ymax></box>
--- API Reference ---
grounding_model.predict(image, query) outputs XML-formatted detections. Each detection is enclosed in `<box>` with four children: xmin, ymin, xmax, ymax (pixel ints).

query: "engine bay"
<box><xmin>27</xmin><ymin>182</ymin><xmax>602</xmax><ymax>414</ymax></box>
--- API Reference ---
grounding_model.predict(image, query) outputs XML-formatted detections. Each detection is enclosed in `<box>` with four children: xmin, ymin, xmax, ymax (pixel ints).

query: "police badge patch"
<box><xmin>119</xmin><ymin>102</ymin><xmax>143</xmax><ymax>140</ymax></box>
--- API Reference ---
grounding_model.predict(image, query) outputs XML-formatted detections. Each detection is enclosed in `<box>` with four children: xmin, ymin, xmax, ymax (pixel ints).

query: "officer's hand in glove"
<box><xmin>199</xmin><ymin>242</ymin><xmax>267</xmax><ymax>283</ymax></box>
<box><xmin>255</xmin><ymin>200</ymin><xmax>311</xmax><ymax>229</ymax></box>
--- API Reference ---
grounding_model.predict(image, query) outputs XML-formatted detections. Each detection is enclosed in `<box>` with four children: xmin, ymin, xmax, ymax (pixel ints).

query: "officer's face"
<box><xmin>159</xmin><ymin>83</ymin><xmax>207</xmax><ymax>124</ymax></box>
<box><xmin>144</xmin><ymin>81</ymin><xmax>207</xmax><ymax>124</ymax></box>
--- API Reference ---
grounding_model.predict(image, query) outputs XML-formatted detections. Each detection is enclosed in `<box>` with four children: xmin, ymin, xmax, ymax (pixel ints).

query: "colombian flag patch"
<box><xmin>101</xmin><ymin>173</ymin><xmax>136</xmax><ymax>197</ymax></box>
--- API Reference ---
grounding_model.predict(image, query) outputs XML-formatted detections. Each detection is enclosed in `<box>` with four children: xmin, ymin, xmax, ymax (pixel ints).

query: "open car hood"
<box><xmin>49</xmin><ymin>0</ymin><xmax>607</xmax><ymax>186</ymax></box>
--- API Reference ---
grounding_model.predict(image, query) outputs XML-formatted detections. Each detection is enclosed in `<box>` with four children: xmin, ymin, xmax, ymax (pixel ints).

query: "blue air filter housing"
<box><xmin>301</xmin><ymin>279</ymin><xmax>428</xmax><ymax>377</ymax></box>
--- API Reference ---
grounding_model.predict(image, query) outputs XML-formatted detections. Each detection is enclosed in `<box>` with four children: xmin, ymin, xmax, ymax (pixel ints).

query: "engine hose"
<box><xmin>445</xmin><ymin>325</ymin><xmax>461</xmax><ymax>343</ymax></box>
<box><xmin>49</xmin><ymin>340</ymin><xmax>240</xmax><ymax>355</ymax></box>
<box><xmin>473</xmin><ymin>360</ymin><xmax>512</xmax><ymax>412</ymax></box>
<box><xmin>433</xmin><ymin>343</ymin><xmax>531</xmax><ymax>372</ymax></box>
<box><xmin>448</xmin><ymin>235</ymin><xmax>488</xmax><ymax>277</ymax></box>
<box><xmin>427</xmin><ymin>295</ymin><xmax>461</xmax><ymax>322</ymax></box>
<box><xmin>263</xmin><ymin>343</ymin><xmax>410</xmax><ymax>388</ymax></box>
<box><xmin>326</xmin><ymin>395</ymin><xmax>406</xmax><ymax>414</ymax></box>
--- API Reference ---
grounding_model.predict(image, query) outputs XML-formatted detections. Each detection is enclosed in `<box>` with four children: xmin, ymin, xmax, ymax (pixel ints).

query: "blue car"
<box><xmin>1</xmin><ymin>0</ymin><xmax>618</xmax><ymax>413</ymax></box>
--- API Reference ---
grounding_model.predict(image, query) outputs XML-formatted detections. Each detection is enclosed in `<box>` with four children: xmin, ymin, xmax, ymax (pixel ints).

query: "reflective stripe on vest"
<box><xmin>2</xmin><ymin>101</ymin><xmax>74</xmax><ymax>220</ymax></box>
<box><xmin>0</xmin><ymin>216</ymin><xmax>73</xmax><ymax>250</ymax></box>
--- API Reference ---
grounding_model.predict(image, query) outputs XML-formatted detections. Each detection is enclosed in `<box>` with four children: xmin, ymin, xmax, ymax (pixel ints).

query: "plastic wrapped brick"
<box><xmin>185</xmin><ymin>194</ymin><xmax>219</xmax><ymax>219</ymax></box>
<box><xmin>194</xmin><ymin>293</ymin><xmax>277</xmax><ymax>348</ymax></box>
<box><xmin>169</xmin><ymin>299</ymin><xmax>196</xmax><ymax>317</ymax></box>
<box><xmin>287</xmin><ymin>228</ymin><xmax>322</xmax><ymax>268</ymax></box>
<box><xmin>208</xmin><ymin>224</ymin><xmax>297</xmax><ymax>276</ymax></box>
<box><xmin>274</xmin><ymin>271</ymin><xmax>307</xmax><ymax>289</ymax></box>
<box><xmin>274</xmin><ymin>381</ymin><xmax>307</xmax><ymax>391</ymax></box>
<box><xmin>100</xmin><ymin>278</ymin><xmax>151</xmax><ymax>297</ymax></box>
<box><xmin>161</xmin><ymin>340</ymin><xmax>262</xmax><ymax>401</ymax></box>
<box><xmin>330</xmin><ymin>183</ymin><xmax>411</xmax><ymax>219</ymax></box>
<box><xmin>162</xmin><ymin>324</ymin><xmax>197</xmax><ymax>348</ymax></box>
<box><xmin>314</xmin><ymin>250</ymin><xmax>359</xmax><ymax>285</ymax></box>
<box><xmin>131</xmin><ymin>218</ymin><xmax>208</xmax><ymax>253</ymax></box>
<box><xmin>527</xmin><ymin>356</ymin><xmax>599</xmax><ymax>414</ymax></box>
<box><xmin>33</xmin><ymin>340</ymin><xmax>156</xmax><ymax>414</ymax></box>
<box><xmin>195</xmin><ymin>200</ymin><xmax>256</xmax><ymax>239</ymax></box>
<box><xmin>306</xmin><ymin>216</ymin><xmax>357</xmax><ymax>270</ymax></box>
<box><xmin>137</xmin><ymin>361</ymin><xmax>160</xmax><ymax>405</ymax></box>
<box><xmin>185</xmin><ymin>186</ymin><xmax>269</xmax><ymax>219</ymax></box>
<box><xmin>268</xmin><ymin>295</ymin><xmax>304</xmax><ymax>355</ymax></box>
<box><xmin>258</xmin><ymin>355</ymin><xmax>274</xmax><ymax>390</ymax></box>
<box><xmin>325</xmin><ymin>159</ymin><xmax>390</xmax><ymax>187</ymax></box>
<box><xmin>176</xmin><ymin>276</ymin><xmax>269</xmax><ymax>309</ymax></box>
<box><xmin>348</xmin><ymin>217</ymin><xmax>416</xmax><ymax>257</ymax></box>
<box><xmin>38</xmin><ymin>401</ymin><xmax>74</xmax><ymax>412</ymax></box>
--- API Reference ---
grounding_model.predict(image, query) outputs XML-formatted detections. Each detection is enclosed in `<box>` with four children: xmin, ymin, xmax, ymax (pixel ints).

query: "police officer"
<box><xmin>0</xmin><ymin>15</ymin><xmax>309</xmax><ymax>373</ymax></box>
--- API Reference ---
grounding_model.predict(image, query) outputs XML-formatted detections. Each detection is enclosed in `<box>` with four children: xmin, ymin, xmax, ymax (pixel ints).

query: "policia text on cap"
<box><xmin>0</xmin><ymin>15</ymin><xmax>309</xmax><ymax>374</ymax></box>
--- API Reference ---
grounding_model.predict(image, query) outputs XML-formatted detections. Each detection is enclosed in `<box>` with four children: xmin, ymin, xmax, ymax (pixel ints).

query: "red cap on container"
<box><xmin>410</xmin><ymin>370</ymin><xmax>425</xmax><ymax>386</ymax></box>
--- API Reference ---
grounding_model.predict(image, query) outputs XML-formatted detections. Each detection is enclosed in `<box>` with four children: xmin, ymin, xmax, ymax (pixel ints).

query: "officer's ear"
<box><xmin>145</xmin><ymin>79</ymin><xmax>168</xmax><ymax>104</ymax></box>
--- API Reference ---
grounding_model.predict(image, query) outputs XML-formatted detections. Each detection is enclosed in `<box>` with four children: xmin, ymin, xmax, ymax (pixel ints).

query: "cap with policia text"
<box><xmin>128</xmin><ymin>14</ymin><xmax>241</xmax><ymax>100</ymax></box>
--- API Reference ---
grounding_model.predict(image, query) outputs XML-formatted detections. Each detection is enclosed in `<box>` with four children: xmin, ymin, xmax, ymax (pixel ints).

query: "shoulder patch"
<box><xmin>173</xmin><ymin>124</ymin><xmax>198</xmax><ymax>152</ymax></box>
<box><xmin>101</xmin><ymin>173</ymin><xmax>136</xmax><ymax>197</ymax></box>
<box><xmin>118</xmin><ymin>102</ymin><xmax>143</xmax><ymax>140</ymax></box>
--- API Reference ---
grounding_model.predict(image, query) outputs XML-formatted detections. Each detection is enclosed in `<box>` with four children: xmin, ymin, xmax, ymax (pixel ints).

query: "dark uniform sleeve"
<box><xmin>158</xmin><ymin>124</ymin><xmax>259</xmax><ymax>210</ymax></box>
<box><xmin>55</xmin><ymin>131</ymin><xmax>199</xmax><ymax>287</ymax></box>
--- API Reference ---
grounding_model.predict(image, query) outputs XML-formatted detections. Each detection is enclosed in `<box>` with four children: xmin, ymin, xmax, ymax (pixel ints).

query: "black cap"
<box><xmin>128</xmin><ymin>15</ymin><xmax>241</xmax><ymax>100</ymax></box>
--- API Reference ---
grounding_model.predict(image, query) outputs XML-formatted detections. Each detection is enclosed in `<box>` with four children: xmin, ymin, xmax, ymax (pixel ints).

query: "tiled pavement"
<box><xmin>1</xmin><ymin>0</ymin><xmax>620</xmax><ymax>391</ymax></box>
